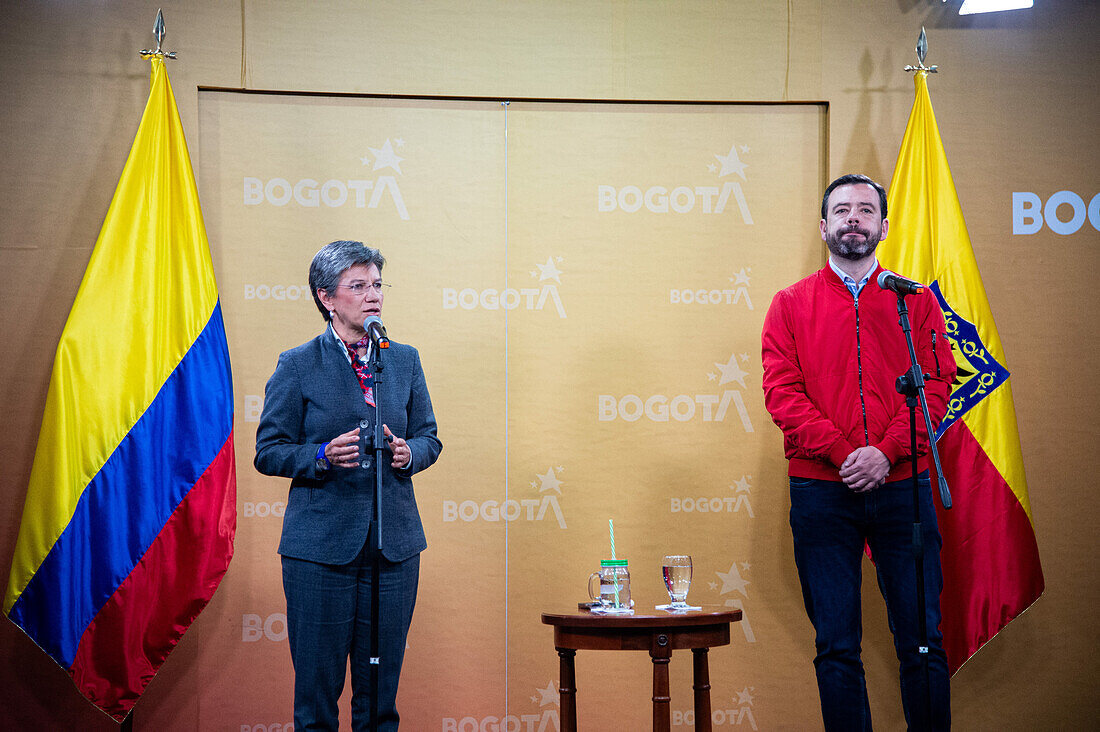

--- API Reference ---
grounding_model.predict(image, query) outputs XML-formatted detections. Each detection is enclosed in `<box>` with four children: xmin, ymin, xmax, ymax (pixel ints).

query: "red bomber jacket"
<box><xmin>761</xmin><ymin>263</ymin><xmax>957</xmax><ymax>482</ymax></box>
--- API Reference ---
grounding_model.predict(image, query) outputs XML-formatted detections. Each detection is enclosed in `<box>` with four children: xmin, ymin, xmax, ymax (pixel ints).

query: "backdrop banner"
<box><xmin>198</xmin><ymin>94</ymin><xmax>825</xmax><ymax>729</ymax></box>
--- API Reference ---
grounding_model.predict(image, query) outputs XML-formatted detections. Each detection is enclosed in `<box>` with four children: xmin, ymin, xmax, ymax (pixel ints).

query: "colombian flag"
<box><xmin>879</xmin><ymin>71</ymin><xmax>1044</xmax><ymax>673</ymax></box>
<box><xmin>3</xmin><ymin>58</ymin><xmax>236</xmax><ymax>720</ymax></box>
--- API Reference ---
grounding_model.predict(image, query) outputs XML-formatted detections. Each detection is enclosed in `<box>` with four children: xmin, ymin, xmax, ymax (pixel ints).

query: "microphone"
<box><xmin>877</xmin><ymin>270</ymin><xmax>926</xmax><ymax>296</ymax></box>
<box><xmin>362</xmin><ymin>315</ymin><xmax>390</xmax><ymax>349</ymax></box>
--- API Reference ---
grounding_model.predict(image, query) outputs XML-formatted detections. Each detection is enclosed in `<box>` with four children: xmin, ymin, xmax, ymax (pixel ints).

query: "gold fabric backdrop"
<box><xmin>198</xmin><ymin>94</ymin><xmax>825</xmax><ymax>728</ymax></box>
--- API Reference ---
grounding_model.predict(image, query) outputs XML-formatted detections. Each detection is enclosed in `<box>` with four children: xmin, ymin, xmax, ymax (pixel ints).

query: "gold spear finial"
<box><xmin>140</xmin><ymin>9</ymin><xmax>178</xmax><ymax>60</ymax></box>
<box><xmin>904</xmin><ymin>27</ymin><xmax>938</xmax><ymax>74</ymax></box>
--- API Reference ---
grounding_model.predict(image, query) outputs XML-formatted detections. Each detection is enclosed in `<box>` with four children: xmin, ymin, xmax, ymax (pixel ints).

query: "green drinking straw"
<box><xmin>609</xmin><ymin>519</ymin><xmax>621</xmax><ymax>607</ymax></box>
<box><xmin>609</xmin><ymin>519</ymin><xmax>616</xmax><ymax>560</ymax></box>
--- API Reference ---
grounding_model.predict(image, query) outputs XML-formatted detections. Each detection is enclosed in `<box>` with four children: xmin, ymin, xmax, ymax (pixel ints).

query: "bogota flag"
<box><xmin>879</xmin><ymin>70</ymin><xmax>1044</xmax><ymax>673</ymax></box>
<box><xmin>4</xmin><ymin>57</ymin><xmax>236</xmax><ymax>720</ymax></box>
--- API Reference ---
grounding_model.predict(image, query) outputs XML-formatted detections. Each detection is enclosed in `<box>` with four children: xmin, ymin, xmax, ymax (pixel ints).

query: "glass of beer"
<box><xmin>661</xmin><ymin>554</ymin><xmax>693</xmax><ymax>610</ymax></box>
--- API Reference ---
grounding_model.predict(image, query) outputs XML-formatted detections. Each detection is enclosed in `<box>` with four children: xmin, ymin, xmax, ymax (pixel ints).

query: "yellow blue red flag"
<box><xmin>4</xmin><ymin>57</ymin><xmax>236</xmax><ymax>720</ymax></box>
<box><xmin>880</xmin><ymin>70</ymin><xmax>1043</xmax><ymax>673</ymax></box>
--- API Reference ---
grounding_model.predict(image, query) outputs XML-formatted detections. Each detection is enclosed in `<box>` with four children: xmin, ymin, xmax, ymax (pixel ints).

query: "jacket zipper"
<box><xmin>931</xmin><ymin>329</ymin><xmax>941</xmax><ymax>377</ymax></box>
<box><xmin>855</xmin><ymin>297</ymin><xmax>869</xmax><ymax>445</ymax></box>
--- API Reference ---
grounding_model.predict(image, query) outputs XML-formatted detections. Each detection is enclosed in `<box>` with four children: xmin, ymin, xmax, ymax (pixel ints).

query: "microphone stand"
<box><xmin>891</xmin><ymin>291</ymin><xmax>951</xmax><ymax>730</ymax></box>
<box><xmin>366</xmin><ymin>341</ymin><xmax>387</xmax><ymax>732</ymax></box>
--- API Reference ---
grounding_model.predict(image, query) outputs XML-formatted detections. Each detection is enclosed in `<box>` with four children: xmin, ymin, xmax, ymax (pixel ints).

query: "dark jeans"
<box><xmin>282</xmin><ymin>542</ymin><xmax>420</xmax><ymax>731</ymax></box>
<box><xmin>789</xmin><ymin>473</ymin><xmax>950</xmax><ymax>731</ymax></box>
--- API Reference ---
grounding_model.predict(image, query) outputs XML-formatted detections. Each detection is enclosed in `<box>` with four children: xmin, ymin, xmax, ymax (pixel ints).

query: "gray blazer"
<box><xmin>254</xmin><ymin>330</ymin><xmax>442</xmax><ymax>564</ymax></box>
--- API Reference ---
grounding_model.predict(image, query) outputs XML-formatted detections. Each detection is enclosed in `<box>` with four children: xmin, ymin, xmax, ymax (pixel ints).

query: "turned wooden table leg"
<box><xmin>692</xmin><ymin>647</ymin><xmax>713</xmax><ymax>732</ymax></box>
<box><xmin>650</xmin><ymin>633</ymin><xmax>672</xmax><ymax>732</ymax></box>
<box><xmin>557</xmin><ymin>647</ymin><xmax>577</xmax><ymax>732</ymax></box>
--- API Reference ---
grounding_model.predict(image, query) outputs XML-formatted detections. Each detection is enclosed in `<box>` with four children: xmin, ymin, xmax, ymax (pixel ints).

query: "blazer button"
<box><xmin>359</xmin><ymin>419</ymin><xmax>370</xmax><ymax>430</ymax></box>
<box><xmin>360</xmin><ymin>458</ymin><xmax>371</xmax><ymax>470</ymax></box>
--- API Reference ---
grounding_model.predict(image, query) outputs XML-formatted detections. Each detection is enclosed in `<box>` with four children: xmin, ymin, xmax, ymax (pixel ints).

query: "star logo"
<box><xmin>736</xmin><ymin>686</ymin><xmax>754</xmax><ymax>706</ymax></box>
<box><xmin>731</xmin><ymin>475</ymin><xmax>751</xmax><ymax>493</ymax></box>
<box><xmin>368</xmin><ymin>139</ymin><xmax>404</xmax><ymax>173</ymax></box>
<box><xmin>712</xmin><ymin>353</ymin><xmax>749</xmax><ymax>389</ymax></box>
<box><xmin>535</xmin><ymin>467</ymin><xmax>563</xmax><ymax>495</ymax></box>
<box><xmin>716</xmin><ymin>561</ymin><xmax>750</xmax><ymax>598</ymax></box>
<box><xmin>714</xmin><ymin>144</ymin><xmax>748</xmax><ymax>180</ymax></box>
<box><xmin>536</xmin><ymin>680</ymin><xmax>560</xmax><ymax>707</ymax></box>
<box><xmin>729</xmin><ymin>267</ymin><xmax>751</xmax><ymax>287</ymax></box>
<box><xmin>531</xmin><ymin>256</ymin><xmax>563</xmax><ymax>283</ymax></box>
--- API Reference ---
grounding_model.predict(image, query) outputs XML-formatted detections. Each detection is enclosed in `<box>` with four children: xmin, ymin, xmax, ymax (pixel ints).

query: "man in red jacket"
<box><xmin>762</xmin><ymin>174</ymin><xmax>956</xmax><ymax>731</ymax></box>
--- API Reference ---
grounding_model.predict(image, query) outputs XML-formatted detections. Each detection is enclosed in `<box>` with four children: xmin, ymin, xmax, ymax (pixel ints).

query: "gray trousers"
<box><xmin>282</xmin><ymin>542</ymin><xmax>420</xmax><ymax>731</ymax></box>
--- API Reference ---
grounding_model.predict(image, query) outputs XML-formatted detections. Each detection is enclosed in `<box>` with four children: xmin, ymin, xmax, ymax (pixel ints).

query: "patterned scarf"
<box><xmin>343</xmin><ymin>338</ymin><xmax>376</xmax><ymax>407</ymax></box>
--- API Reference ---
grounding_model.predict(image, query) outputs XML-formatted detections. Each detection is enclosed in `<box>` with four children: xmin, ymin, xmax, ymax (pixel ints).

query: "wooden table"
<box><xmin>541</xmin><ymin>606</ymin><xmax>742</xmax><ymax>731</ymax></box>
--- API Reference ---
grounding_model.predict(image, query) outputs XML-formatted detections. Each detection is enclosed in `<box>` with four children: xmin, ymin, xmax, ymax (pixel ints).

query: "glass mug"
<box><xmin>587</xmin><ymin>559</ymin><xmax>632</xmax><ymax>610</ymax></box>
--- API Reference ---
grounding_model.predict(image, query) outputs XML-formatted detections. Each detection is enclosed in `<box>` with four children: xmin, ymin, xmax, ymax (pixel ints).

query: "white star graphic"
<box><xmin>716</xmin><ymin>562</ymin><xmax>750</xmax><ymax>598</ymax></box>
<box><xmin>368</xmin><ymin>139</ymin><xmax>404</xmax><ymax>173</ymax></box>
<box><xmin>359</xmin><ymin>154</ymin><xmax>371</xmax><ymax>166</ymax></box>
<box><xmin>707</xmin><ymin>372</ymin><xmax>717</xmax><ymax>381</ymax></box>
<box><xmin>714</xmin><ymin>144</ymin><xmax>748</xmax><ymax>180</ymax></box>
<box><xmin>736</xmin><ymin>686</ymin><xmax>754</xmax><ymax>706</ymax></box>
<box><xmin>713</xmin><ymin>353</ymin><xmax>749</xmax><ymax>389</ymax></box>
<box><xmin>709</xmin><ymin>581</ymin><xmax>718</xmax><ymax>591</ymax></box>
<box><xmin>395</xmin><ymin>138</ymin><xmax>405</xmax><ymax>147</ymax></box>
<box><xmin>740</xmin><ymin>144</ymin><xmax>750</xmax><ymax>154</ymax></box>
<box><xmin>537</xmin><ymin>680</ymin><xmax>560</xmax><ymax>707</ymax></box>
<box><xmin>740</xmin><ymin>353</ymin><xmax>751</xmax><ymax>363</ymax></box>
<box><xmin>534</xmin><ymin>256</ymin><xmax>563</xmax><ymax>283</ymax></box>
<box><xmin>536</xmin><ymin>467</ymin><xmax>563</xmax><ymax>495</ymax></box>
<box><xmin>731</xmin><ymin>475</ymin><xmax>751</xmax><ymax>493</ymax></box>
<box><xmin>707</xmin><ymin>162</ymin><xmax>717</xmax><ymax>173</ymax></box>
<box><xmin>730</xmin><ymin>267</ymin><xmax>751</xmax><ymax>287</ymax></box>
<box><xmin>741</xmin><ymin>562</ymin><xmax>751</xmax><ymax>572</ymax></box>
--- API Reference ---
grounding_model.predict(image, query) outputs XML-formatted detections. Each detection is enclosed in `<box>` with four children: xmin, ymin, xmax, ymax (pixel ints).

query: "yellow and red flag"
<box><xmin>880</xmin><ymin>71</ymin><xmax>1044</xmax><ymax>673</ymax></box>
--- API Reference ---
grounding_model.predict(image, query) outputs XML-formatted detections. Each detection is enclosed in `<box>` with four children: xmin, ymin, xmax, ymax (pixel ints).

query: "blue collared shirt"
<box><xmin>828</xmin><ymin>257</ymin><xmax>878</xmax><ymax>300</ymax></box>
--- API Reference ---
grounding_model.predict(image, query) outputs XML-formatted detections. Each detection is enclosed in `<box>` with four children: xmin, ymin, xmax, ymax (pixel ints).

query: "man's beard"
<box><xmin>825</xmin><ymin>224</ymin><xmax>882</xmax><ymax>261</ymax></box>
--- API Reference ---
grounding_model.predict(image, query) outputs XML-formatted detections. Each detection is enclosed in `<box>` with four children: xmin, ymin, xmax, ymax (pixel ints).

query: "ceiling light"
<box><xmin>957</xmin><ymin>0</ymin><xmax>1034</xmax><ymax>14</ymax></box>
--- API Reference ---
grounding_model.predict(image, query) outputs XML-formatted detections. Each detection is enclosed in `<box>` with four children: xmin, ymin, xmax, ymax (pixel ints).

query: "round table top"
<box><xmin>541</xmin><ymin>605</ymin><xmax>742</xmax><ymax>628</ymax></box>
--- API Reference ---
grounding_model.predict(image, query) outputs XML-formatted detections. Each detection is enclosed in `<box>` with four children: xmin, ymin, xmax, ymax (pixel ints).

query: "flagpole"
<box><xmin>139</xmin><ymin>8</ymin><xmax>178</xmax><ymax>61</ymax></box>
<box><xmin>903</xmin><ymin>26</ymin><xmax>937</xmax><ymax>76</ymax></box>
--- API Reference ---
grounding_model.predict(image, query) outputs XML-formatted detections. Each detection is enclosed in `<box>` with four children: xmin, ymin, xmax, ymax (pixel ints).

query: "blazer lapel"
<box><xmin>319</xmin><ymin>330</ymin><xmax>374</xmax><ymax>422</ymax></box>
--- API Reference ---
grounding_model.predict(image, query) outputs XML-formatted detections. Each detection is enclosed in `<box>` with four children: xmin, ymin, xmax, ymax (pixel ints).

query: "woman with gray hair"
<box><xmin>255</xmin><ymin>239</ymin><xmax>442</xmax><ymax>730</ymax></box>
